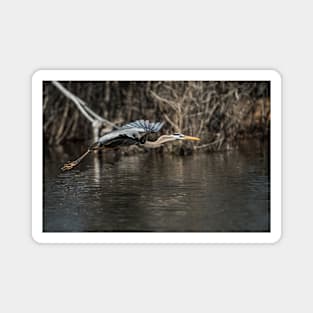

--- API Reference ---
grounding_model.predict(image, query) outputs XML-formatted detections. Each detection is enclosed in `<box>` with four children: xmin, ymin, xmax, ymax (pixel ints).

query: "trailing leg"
<box><xmin>61</xmin><ymin>142</ymin><xmax>104</xmax><ymax>171</ymax></box>
<box><xmin>61</xmin><ymin>149</ymin><xmax>92</xmax><ymax>171</ymax></box>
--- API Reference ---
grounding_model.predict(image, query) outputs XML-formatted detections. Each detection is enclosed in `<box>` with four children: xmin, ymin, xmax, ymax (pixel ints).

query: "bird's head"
<box><xmin>169</xmin><ymin>133</ymin><xmax>201</xmax><ymax>141</ymax></box>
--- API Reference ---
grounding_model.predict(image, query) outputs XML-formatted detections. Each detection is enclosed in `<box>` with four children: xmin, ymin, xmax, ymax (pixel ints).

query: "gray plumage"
<box><xmin>96</xmin><ymin>120</ymin><xmax>164</xmax><ymax>148</ymax></box>
<box><xmin>61</xmin><ymin>119</ymin><xmax>201</xmax><ymax>172</ymax></box>
<box><xmin>119</xmin><ymin>120</ymin><xmax>164</xmax><ymax>133</ymax></box>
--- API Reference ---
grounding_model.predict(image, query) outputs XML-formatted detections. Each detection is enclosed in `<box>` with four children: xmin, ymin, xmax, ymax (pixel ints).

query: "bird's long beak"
<box><xmin>183</xmin><ymin>135</ymin><xmax>200</xmax><ymax>141</ymax></box>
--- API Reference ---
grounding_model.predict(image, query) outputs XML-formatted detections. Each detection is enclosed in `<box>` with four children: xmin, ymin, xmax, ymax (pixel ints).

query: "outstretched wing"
<box><xmin>97</xmin><ymin>120</ymin><xmax>164</xmax><ymax>148</ymax></box>
<box><xmin>98</xmin><ymin>134</ymin><xmax>140</xmax><ymax>148</ymax></box>
<box><xmin>120</xmin><ymin>120</ymin><xmax>164</xmax><ymax>133</ymax></box>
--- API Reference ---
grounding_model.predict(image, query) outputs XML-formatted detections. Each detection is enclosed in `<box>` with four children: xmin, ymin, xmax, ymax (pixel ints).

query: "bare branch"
<box><xmin>52</xmin><ymin>81</ymin><xmax>94</xmax><ymax>123</ymax></box>
<box><xmin>194</xmin><ymin>138</ymin><xmax>224</xmax><ymax>150</ymax></box>
<box><xmin>150</xmin><ymin>90</ymin><xmax>178</xmax><ymax>111</ymax></box>
<box><xmin>51</xmin><ymin>81</ymin><xmax>119</xmax><ymax>129</ymax></box>
<box><xmin>163</xmin><ymin>113</ymin><xmax>180</xmax><ymax>132</ymax></box>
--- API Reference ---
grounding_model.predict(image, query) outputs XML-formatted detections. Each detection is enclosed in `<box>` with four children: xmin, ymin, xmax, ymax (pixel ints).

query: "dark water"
<box><xmin>43</xmin><ymin>140</ymin><xmax>270</xmax><ymax>232</ymax></box>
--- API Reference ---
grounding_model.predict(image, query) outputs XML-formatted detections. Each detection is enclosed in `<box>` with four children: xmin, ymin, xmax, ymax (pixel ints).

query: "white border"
<box><xmin>32</xmin><ymin>70</ymin><xmax>282</xmax><ymax>244</ymax></box>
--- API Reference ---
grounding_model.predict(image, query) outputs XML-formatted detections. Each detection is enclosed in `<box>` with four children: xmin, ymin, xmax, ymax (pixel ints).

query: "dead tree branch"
<box><xmin>51</xmin><ymin>81</ymin><xmax>119</xmax><ymax>142</ymax></box>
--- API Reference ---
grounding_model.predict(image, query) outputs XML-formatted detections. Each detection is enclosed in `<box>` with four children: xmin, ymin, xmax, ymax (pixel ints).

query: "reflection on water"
<box><xmin>43</xmin><ymin>140</ymin><xmax>270</xmax><ymax>232</ymax></box>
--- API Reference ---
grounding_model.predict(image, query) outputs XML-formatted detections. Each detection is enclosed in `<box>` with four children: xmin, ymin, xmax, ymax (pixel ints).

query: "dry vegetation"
<box><xmin>43</xmin><ymin>81</ymin><xmax>270</xmax><ymax>154</ymax></box>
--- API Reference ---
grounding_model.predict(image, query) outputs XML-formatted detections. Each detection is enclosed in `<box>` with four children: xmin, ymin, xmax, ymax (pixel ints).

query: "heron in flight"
<box><xmin>61</xmin><ymin>120</ymin><xmax>200</xmax><ymax>171</ymax></box>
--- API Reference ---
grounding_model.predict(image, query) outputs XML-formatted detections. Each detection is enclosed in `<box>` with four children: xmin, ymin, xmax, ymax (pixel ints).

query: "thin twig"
<box><xmin>150</xmin><ymin>90</ymin><xmax>178</xmax><ymax>111</ymax></box>
<box><xmin>163</xmin><ymin>113</ymin><xmax>180</xmax><ymax>132</ymax></box>
<box><xmin>195</xmin><ymin>137</ymin><xmax>224</xmax><ymax>150</ymax></box>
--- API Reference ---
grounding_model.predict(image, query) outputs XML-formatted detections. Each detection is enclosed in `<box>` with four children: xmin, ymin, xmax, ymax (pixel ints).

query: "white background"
<box><xmin>0</xmin><ymin>0</ymin><xmax>311</xmax><ymax>312</ymax></box>
<box><xmin>32</xmin><ymin>70</ymin><xmax>281</xmax><ymax>244</ymax></box>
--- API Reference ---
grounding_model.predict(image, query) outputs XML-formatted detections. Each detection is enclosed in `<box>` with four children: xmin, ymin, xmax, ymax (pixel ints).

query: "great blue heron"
<box><xmin>61</xmin><ymin>120</ymin><xmax>200</xmax><ymax>171</ymax></box>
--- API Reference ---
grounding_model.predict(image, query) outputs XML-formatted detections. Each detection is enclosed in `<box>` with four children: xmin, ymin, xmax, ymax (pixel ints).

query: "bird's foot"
<box><xmin>61</xmin><ymin>161</ymin><xmax>78</xmax><ymax>171</ymax></box>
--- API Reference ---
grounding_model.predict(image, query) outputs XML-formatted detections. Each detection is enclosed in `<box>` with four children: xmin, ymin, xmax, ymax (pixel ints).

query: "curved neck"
<box><xmin>143</xmin><ymin>135</ymin><xmax>175</xmax><ymax>148</ymax></box>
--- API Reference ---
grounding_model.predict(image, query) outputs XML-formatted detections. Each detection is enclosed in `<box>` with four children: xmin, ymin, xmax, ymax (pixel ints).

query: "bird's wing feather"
<box><xmin>99</xmin><ymin>134</ymin><xmax>139</xmax><ymax>148</ymax></box>
<box><xmin>97</xmin><ymin>120</ymin><xmax>164</xmax><ymax>147</ymax></box>
<box><xmin>120</xmin><ymin>120</ymin><xmax>164</xmax><ymax>133</ymax></box>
